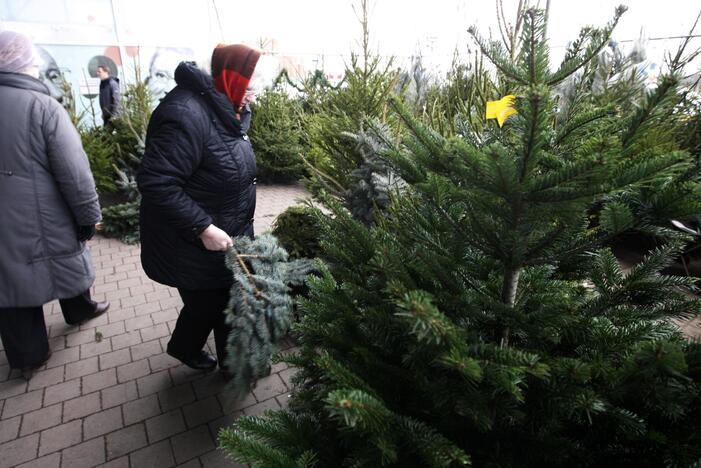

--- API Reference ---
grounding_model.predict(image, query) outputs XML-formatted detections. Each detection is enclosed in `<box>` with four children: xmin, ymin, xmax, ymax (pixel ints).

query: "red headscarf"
<box><xmin>211</xmin><ymin>44</ymin><xmax>261</xmax><ymax>111</ymax></box>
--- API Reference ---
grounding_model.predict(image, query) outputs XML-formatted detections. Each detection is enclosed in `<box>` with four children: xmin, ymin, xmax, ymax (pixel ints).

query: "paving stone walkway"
<box><xmin>0</xmin><ymin>184</ymin><xmax>309</xmax><ymax>468</ymax></box>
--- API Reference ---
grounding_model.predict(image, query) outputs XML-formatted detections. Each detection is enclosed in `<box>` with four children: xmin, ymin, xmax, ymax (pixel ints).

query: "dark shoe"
<box><xmin>69</xmin><ymin>301</ymin><xmax>110</xmax><ymax>326</ymax></box>
<box><xmin>82</xmin><ymin>301</ymin><xmax>110</xmax><ymax>324</ymax></box>
<box><xmin>168</xmin><ymin>349</ymin><xmax>217</xmax><ymax>371</ymax></box>
<box><xmin>92</xmin><ymin>301</ymin><xmax>110</xmax><ymax>318</ymax></box>
<box><xmin>21</xmin><ymin>349</ymin><xmax>52</xmax><ymax>380</ymax></box>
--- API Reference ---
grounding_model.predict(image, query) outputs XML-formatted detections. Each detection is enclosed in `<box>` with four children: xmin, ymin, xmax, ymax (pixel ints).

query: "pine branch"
<box><xmin>467</xmin><ymin>26</ymin><xmax>527</xmax><ymax>84</ymax></box>
<box><xmin>223</xmin><ymin>235</ymin><xmax>314</xmax><ymax>396</ymax></box>
<box><xmin>620</xmin><ymin>74</ymin><xmax>679</xmax><ymax>151</ymax></box>
<box><xmin>546</xmin><ymin>5</ymin><xmax>627</xmax><ymax>86</ymax></box>
<box><xmin>526</xmin><ymin>159</ymin><xmax>598</xmax><ymax>192</ymax></box>
<box><xmin>299</xmin><ymin>152</ymin><xmax>346</xmax><ymax>196</ymax></box>
<box><xmin>324</xmin><ymin>389</ymin><xmax>398</xmax><ymax>463</ymax></box>
<box><xmin>554</xmin><ymin>106</ymin><xmax>615</xmax><ymax>146</ymax></box>
<box><xmin>233</xmin><ymin>250</ymin><xmax>270</xmax><ymax>301</ymax></box>
<box><xmin>219</xmin><ymin>425</ymin><xmax>317</xmax><ymax>468</ymax></box>
<box><xmin>522</xmin><ymin>221</ymin><xmax>570</xmax><ymax>259</ymax></box>
<box><xmin>395</xmin><ymin>290</ymin><xmax>457</xmax><ymax>345</ymax></box>
<box><xmin>397</xmin><ymin>415</ymin><xmax>472</xmax><ymax>467</ymax></box>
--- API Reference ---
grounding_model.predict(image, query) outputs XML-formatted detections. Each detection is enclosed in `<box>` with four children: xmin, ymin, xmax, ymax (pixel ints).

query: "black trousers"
<box><xmin>167</xmin><ymin>288</ymin><xmax>231</xmax><ymax>367</ymax></box>
<box><xmin>0</xmin><ymin>290</ymin><xmax>96</xmax><ymax>369</ymax></box>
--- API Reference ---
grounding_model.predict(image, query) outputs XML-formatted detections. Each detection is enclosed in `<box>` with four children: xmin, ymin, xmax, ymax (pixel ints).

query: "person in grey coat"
<box><xmin>0</xmin><ymin>31</ymin><xmax>109</xmax><ymax>374</ymax></box>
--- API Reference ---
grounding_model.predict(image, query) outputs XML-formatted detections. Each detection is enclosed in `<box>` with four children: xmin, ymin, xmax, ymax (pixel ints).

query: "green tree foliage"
<box><xmin>678</xmin><ymin>92</ymin><xmax>701</xmax><ymax>159</ymax></box>
<box><xmin>418</xmin><ymin>51</ymin><xmax>498</xmax><ymax>138</ymax></box>
<box><xmin>273</xmin><ymin>68</ymin><xmax>343</xmax><ymax>110</ymax></box>
<box><xmin>101</xmin><ymin>201</ymin><xmax>140</xmax><ymax>244</ymax></box>
<box><xmin>80</xmin><ymin>127</ymin><xmax>118</xmax><ymax>194</ymax></box>
<box><xmin>110</xmin><ymin>69</ymin><xmax>153</xmax><ymax>197</ymax></box>
<box><xmin>99</xmin><ymin>69</ymin><xmax>153</xmax><ymax>243</ymax></box>
<box><xmin>341</xmin><ymin>124</ymin><xmax>406</xmax><ymax>225</ymax></box>
<box><xmin>553</xmin><ymin>28</ymin><xmax>701</xmax><ymax>239</ymax></box>
<box><xmin>302</xmin><ymin>55</ymin><xmax>397</xmax><ymax>192</ymax></box>
<box><xmin>250</xmin><ymin>89</ymin><xmax>306</xmax><ymax>182</ymax></box>
<box><xmin>220</xmin><ymin>8</ymin><xmax>701</xmax><ymax>467</ymax></box>
<box><xmin>271</xmin><ymin>204</ymin><xmax>324</xmax><ymax>260</ymax></box>
<box><xmin>223</xmin><ymin>234</ymin><xmax>315</xmax><ymax>396</ymax></box>
<box><xmin>62</xmin><ymin>77</ymin><xmax>119</xmax><ymax>195</ymax></box>
<box><xmin>302</xmin><ymin>0</ymin><xmax>398</xmax><ymax>194</ymax></box>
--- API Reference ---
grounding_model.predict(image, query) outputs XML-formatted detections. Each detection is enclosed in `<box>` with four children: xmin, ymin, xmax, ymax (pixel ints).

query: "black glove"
<box><xmin>77</xmin><ymin>225</ymin><xmax>96</xmax><ymax>242</ymax></box>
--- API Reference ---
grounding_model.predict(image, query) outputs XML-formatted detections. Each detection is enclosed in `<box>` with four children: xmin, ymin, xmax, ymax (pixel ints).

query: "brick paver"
<box><xmin>0</xmin><ymin>184</ymin><xmax>306</xmax><ymax>466</ymax></box>
<box><xmin>61</xmin><ymin>437</ymin><xmax>106</xmax><ymax>468</ymax></box>
<box><xmin>84</xmin><ymin>406</ymin><xmax>123</xmax><ymax>438</ymax></box>
<box><xmin>146</xmin><ymin>409</ymin><xmax>187</xmax><ymax>443</ymax></box>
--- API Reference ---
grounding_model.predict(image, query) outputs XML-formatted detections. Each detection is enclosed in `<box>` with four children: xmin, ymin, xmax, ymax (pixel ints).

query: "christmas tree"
<box><xmin>220</xmin><ymin>8</ymin><xmax>701</xmax><ymax>467</ymax></box>
<box><xmin>302</xmin><ymin>0</ymin><xmax>397</xmax><ymax>194</ymax></box>
<box><xmin>249</xmin><ymin>89</ymin><xmax>307</xmax><ymax>183</ymax></box>
<box><xmin>99</xmin><ymin>68</ymin><xmax>153</xmax><ymax>244</ymax></box>
<box><xmin>552</xmin><ymin>24</ymin><xmax>701</xmax><ymax>245</ymax></box>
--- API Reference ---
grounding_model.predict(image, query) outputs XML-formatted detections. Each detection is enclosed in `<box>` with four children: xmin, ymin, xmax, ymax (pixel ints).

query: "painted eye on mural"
<box><xmin>46</xmin><ymin>69</ymin><xmax>60</xmax><ymax>81</ymax></box>
<box><xmin>155</xmin><ymin>72</ymin><xmax>168</xmax><ymax>79</ymax></box>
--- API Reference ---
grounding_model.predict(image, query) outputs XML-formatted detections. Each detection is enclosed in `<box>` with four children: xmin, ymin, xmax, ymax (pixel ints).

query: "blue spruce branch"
<box><xmin>223</xmin><ymin>234</ymin><xmax>315</xmax><ymax>397</ymax></box>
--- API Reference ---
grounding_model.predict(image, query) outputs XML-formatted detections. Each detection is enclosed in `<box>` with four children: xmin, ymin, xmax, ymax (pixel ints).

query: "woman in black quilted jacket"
<box><xmin>137</xmin><ymin>44</ymin><xmax>261</xmax><ymax>372</ymax></box>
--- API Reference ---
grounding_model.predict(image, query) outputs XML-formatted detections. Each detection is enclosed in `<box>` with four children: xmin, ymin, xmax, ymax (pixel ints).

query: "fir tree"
<box><xmin>552</xmin><ymin>20</ymin><xmax>701</xmax><ymax>243</ymax></box>
<box><xmin>101</xmin><ymin>201</ymin><xmax>140</xmax><ymax>245</ymax></box>
<box><xmin>272</xmin><ymin>204</ymin><xmax>324</xmax><ymax>260</ymax></box>
<box><xmin>342</xmin><ymin>124</ymin><xmax>406</xmax><ymax>225</ymax></box>
<box><xmin>250</xmin><ymin>89</ymin><xmax>306</xmax><ymax>182</ymax></box>
<box><xmin>100</xmin><ymin>67</ymin><xmax>153</xmax><ymax>243</ymax></box>
<box><xmin>80</xmin><ymin>126</ymin><xmax>119</xmax><ymax>194</ymax></box>
<box><xmin>419</xmin><ymin>51</ymin><xmax>497</xmax><ymax>138</ymax></box>
<box><xmin>220</xmin><ymin>7</ymin><xmax>701</xmax><ymax>467</ymax></box>
<box><xmin>223</xmin><ymin>234</ymin><xmax>315</xmax><ymax>396</ymax></box>
<box><xmin>302</xmin><ymin>0</ymin><xmax>397</xmax><ymax>193</ymax></box>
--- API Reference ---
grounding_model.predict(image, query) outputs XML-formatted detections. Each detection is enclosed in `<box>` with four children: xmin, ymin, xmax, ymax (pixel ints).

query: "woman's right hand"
<box><xmin>199</xmin><ymin>224</ymin><xmax>233</xmax><ymax>251</ymax></box>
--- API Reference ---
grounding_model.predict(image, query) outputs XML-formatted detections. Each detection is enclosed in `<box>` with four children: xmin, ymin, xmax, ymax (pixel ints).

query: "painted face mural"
<box><xmin>145</xmin><ymin>47</ymin><xmax>194</xmax><ymax>102</ymax></box>
<box><xmin>35</xmin><ymin>46</ymin><xmax>67</xmax><ymax>103</ymax></box>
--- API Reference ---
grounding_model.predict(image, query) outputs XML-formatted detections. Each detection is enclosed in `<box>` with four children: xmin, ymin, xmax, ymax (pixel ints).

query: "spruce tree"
<box><xmin>552</xmin><ymin>27</ymin><xmax>701</xmax><ymax>243</ymax></box>
<box><xmin>249</xmin><ymin>89</ymin><xmax>306</xmax><ymax>183</ymax></box>
<box><xmin>302</xmin><ymin>0</ymin><xmax>397</xmax><ymax>193</ymax></box>
<box><xmin>272</xmin><ymin>205</ymin><xmax>324</xmax><ymax>260</ymax></box>
<box><xmin>220</xmin><ymin>8</ymin><xmax>701</xmax><ymax>467</ymax></box>
<box><xmin>100</xmin><ymin>69</ymin><xmax>152</xmax><ymax>243</ymax></box>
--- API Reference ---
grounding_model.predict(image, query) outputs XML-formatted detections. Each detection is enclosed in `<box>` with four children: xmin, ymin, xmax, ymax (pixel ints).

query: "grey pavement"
<box><xmin>0</xmin><ymin>183</ymin><xmax>308</xmax><ymax>468</ymax></box>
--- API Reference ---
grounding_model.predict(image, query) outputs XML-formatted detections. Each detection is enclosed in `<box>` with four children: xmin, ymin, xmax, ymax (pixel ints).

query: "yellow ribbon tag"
<box><xmin>486</xmin><ymin>95</ymin><xmax>517</xmax><ymax>127</ymax></box>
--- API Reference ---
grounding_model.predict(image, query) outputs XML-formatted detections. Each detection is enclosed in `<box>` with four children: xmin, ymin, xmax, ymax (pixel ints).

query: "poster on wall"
<box><xmin>34</xmin><ymin>44</ymin><xmax>123</xmax><ymax>126</ymax></box>
<box><xmin>33</xmin><ymin>44</ymin><xmax>197</xmax><ymax>125</ymax></box>
<box><xmin>137</xmin><ymin>46</ymin><xmax>196</xmax><ymax>102</ymax></box>
<box><xmin>1</xmin><ymin>0</ymin><xmax>208</xmax><ymax>125</ymax></box>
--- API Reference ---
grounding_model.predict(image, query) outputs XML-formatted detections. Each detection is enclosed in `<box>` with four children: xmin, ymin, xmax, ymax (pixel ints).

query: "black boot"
<box><xmin>167</xmin><ymin>349</ymin><xmax>217</xmax><ymax>371</ymax></box>
<box><xmin>21</xmin><ymin>349</ymin><xmax>52</xmax><ymax>380</ymax></box>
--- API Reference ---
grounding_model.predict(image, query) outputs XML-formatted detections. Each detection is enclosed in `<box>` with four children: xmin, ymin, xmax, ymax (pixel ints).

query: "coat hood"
<box><xmin>0</xmin><ymin>71</ymin><xmax>50</xmax><ymax>96</ymax></box>
<box><xmin>174</xmin><ymin>61</ymin><xmax>244</xmax><ymax>135</ymax></box>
